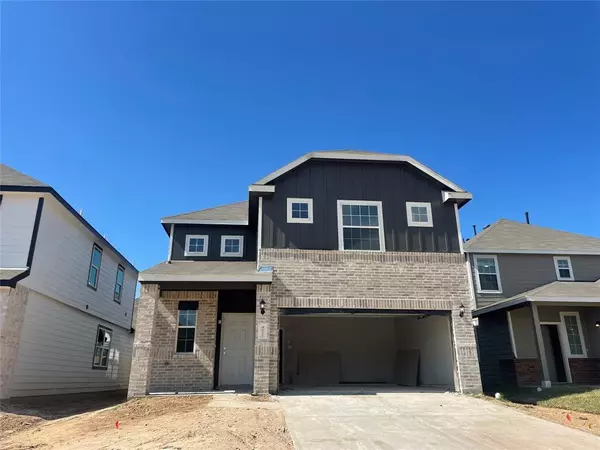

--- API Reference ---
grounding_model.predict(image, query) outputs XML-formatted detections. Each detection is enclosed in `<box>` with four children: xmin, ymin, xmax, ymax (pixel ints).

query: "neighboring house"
<box><xmin>0</xmin><ymin>164</ymin><xmax>138</xmax><ymax>399</ymax></box>
<box><xmin>129</xmin><ymin>150</ymin><xmax>482</xmax><ymax>397</ymax></box>
<box><xmin>465</xmin><ymin>219</ymin><xmax>600</xmax><ymax>391</ymax></box>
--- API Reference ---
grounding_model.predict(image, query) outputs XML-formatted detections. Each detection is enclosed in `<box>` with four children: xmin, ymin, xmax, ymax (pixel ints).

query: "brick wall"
<box><xmin>128</xmin><ymin>287</ymin><xmax>217</xmax><ymax>396</ymax></box>
<box><xmin>569</xmin><ymin>358</ymin><xmax>600</xmax><ymax>384</ymax></box>
<box><xmin>514</xmin><ymin>358</ymin><xmax>542</xmax><ymax>386</ymax></box>
<box><xmin>0</xmin><ymin>284</ymin><xmax>30</xmax><ymax>399</ymax></box>
<box><xmin>259</xmin><ymin>248</ymin><xmax>482</xmax><ymax>394</ymax></box>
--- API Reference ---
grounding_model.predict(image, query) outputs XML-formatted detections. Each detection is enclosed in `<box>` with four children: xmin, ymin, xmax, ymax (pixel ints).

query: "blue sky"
<box><xmin>2</xmin><ymin>2</ymin><xmax>599</xmax><ymax>271</ymax></box>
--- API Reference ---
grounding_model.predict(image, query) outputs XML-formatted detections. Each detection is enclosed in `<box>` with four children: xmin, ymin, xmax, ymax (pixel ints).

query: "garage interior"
<box><xmin>279</xmin><ymin>311</ymin><xmax>456</xmax><ymax>390</ymax></box>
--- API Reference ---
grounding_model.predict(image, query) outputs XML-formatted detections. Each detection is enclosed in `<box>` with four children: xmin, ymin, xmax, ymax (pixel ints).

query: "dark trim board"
<box><xmin>280</xmin><ymin>308</ymin><xmax>450</xmax><ymax>316</ymax></box>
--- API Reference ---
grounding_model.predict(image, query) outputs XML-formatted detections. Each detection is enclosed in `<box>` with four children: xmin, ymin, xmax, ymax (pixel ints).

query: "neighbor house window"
<box><xmin>87</xmin><ymin>244</ymin><xmax>103</xmax><ymax>289</ymax></box>
<box><xmin>337</xmin><ymin>200</ymin><xmax>385</xmax><ymax>251</ymax></box>
<box><xmin>406</xmin><ymin>202</ymin><xmax>433</xmax><ymax>227</ymax></box>
<box><xmin>185</xmin><ymin>235</ymin><xmax>208</xmax><ymax>257</ymax></box>
<box><xmin>554</xmin><ymin>256</ymin><xmax>574</xmax><ymax>281</ymax></box>
<box><xmin>287</xmin><ymin>198</ymin><xmax>313</xmax><ymax>223</ymax></box>
<box><xmin>93</xmin><ymin>325</ymin><xmax>112</xmax><ymax>369</ymax></box>
<box><xmin>560</xmin><ymin>312</ymin><xmax>587</xmax><ymax>357</ymax></box>
<box><xmin>474</xmin><ymin>255</ymin><xmax>502</xmax><ymax>293</ymax></box>
<box><xmin>114</xmin><ymin>265</ymin><xmax>125</xmax><ymax>303</ymax></box>
<box><xmin>176</xmin><ymin>301</ymin><xmax>198</xmax><ymax>353</ymax></box>
<box><xmin>220</xmin><ymin>235</ymin><xmax>244</xmax><ymax>257</ymax></box>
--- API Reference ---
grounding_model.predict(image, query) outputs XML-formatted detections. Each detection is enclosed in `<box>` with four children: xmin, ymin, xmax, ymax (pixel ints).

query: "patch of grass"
<box><xmin>490</xmin><ymin>385</ymin><xmax>600</xmax><ymax>415</ymax></box>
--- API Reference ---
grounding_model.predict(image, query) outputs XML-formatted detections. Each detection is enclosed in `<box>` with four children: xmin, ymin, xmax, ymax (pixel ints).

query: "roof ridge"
<box><xmin>500</xmin><ymin>218</ymin><xmax>600</xmax><ymax>241</ymax></box>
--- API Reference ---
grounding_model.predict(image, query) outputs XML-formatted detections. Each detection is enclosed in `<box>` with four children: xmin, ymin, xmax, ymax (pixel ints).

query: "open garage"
<box><xmin>279</xmin><ymin>311</ymin><xmax>456</xmax><ymax>389</ymax></box>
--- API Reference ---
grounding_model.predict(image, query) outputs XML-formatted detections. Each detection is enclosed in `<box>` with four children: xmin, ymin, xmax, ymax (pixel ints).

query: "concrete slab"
<box><xmin>278</xmin><ymin>387</ymin><xmax>600</xmax><ymax>449</ymax></box>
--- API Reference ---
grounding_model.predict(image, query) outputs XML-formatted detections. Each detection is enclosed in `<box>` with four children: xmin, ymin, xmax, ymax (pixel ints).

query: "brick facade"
<box><xmin>514</xmin><ymin>358</ymin><xmax>542</xmax><ymax>386</ymax></box>
<box><xmin>259</xmin><ymin>248</ymin><xmax>483</xmax><ymax>394</ymax></box>
<box><xmin>569</xmin><ymin>358</ymin><xmax>600</xmax><ymax>384</ymax></box>
<box><xmin>0</xmin><ymin>285</ymin><xmax>30</xmax><ymax>399</ymax></box>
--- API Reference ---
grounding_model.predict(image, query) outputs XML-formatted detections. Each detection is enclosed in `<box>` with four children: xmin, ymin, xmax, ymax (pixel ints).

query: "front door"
<box><xmin>219</xmin><ymin>313</ymin><xmax>255</xmax><ymax>387</ymax></box>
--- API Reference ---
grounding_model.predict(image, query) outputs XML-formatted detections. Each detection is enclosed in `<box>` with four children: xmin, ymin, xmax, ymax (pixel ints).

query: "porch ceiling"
<box><xmin>139</xmin><ymin>260</ymin><xmax>272</xmax><ymax>283</ymax></box>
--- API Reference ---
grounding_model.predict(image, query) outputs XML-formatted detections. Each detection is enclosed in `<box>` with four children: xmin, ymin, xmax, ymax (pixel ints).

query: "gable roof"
<box><xmin>161</xmin><ymin>201</ymin><xmax>249</xmax><ymax>225</ymax></box>
<box><xmin>473</xmin><ymin>279</ymin><xmax>600</xmax><ymax>316</ymax></box>
<box><xmin>464</xmin><ymin>219</ymin><xmax>600</xmax><ymax>255</ymax></box>
<box><xmin>0</xmin><ymin>164</ymin><xmax>48</xmax><ymax>187</ymax></box>
<box><xmin>253</xmin><ymin>150</ymin><xmax>468</xmax><ymax>193</ymax></box>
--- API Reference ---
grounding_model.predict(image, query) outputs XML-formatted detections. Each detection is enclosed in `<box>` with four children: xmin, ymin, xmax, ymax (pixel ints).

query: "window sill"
<box><xmin>339</xmin><ymin>248</ymin><xmax>385</xmax><ymax>252</ymax></box>
<box><xmin>477</xmin><ymin>290</ymin><xmax>503</xmax><ymax>295</ymax></box>
<box><xmin>407</xmin><ymin>223</ymin><xmax>434</xmax><ymax>228</ymax></box>
<box><xmin>87</xmin><ymin>283</ymin><xmax>98</xmax><ymax>291</ymax></box>
<box><xmin>92</xmin><ymin>365</ymin><xmax>108</xmax><ymax>370</ymax></box>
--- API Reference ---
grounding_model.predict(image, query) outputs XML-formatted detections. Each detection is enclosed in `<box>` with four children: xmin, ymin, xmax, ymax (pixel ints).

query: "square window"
<box><xmin>220</xmin><ymin>235</ymin><xmax>244</xmax><ymax>257</ymax></box>
<box><xmin>287</xmin><ymin>198</ymin><xmax>313</xmax><ymax>223</ymax></box>
<box><xmin>185</xmin><ymin>235</ymin><xmax>208</xmax><ymax>256</ymax></box>
<box><xmin>406</xmin><ymin>202</ymin><xmax>433</xmax><ymax>227</ymax></box>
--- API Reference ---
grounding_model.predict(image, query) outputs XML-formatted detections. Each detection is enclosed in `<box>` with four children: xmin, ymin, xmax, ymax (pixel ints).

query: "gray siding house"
<box><xmin>465</xmin><ymin>219</ymin><xmax>600</xmax><ymax>391</ymax></box>
<box><xmin>129</xmin><ymin>150</ymin><xmax>482</xmax><ymax>397</ymax></box>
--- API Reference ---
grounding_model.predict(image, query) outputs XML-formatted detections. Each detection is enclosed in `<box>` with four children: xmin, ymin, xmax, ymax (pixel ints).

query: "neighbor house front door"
<box><xmin>219</xmin><ymin>313</ymin><xmax>255</xmax><ymax>387</ymax></box>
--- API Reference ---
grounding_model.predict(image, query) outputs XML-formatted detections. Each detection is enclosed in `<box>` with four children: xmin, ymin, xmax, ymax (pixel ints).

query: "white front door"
<box><xmin>219</xmin><ymin>313</ymin><xmax>255</xmax><ymax>387</ymax></box>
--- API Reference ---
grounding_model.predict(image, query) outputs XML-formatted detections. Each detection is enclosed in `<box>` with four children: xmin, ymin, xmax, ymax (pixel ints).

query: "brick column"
<box><xmin>127</xmin><ymin>283</ymin><xmax>159</xmax><ymax>398</ymax></box>
<box><xmin>253</xmin><ymin>284</ymin><xmax>277</xmax><ymax>395</ymax></box>
<box><xmin>451</xmin><ymin>305</ymin><xmax>483</xmax><ymax>394</ymax></box>
<box><xmin>0</xmin><ymin>285</ymin><xmax>29</xmax><ymax>399</ymax></box>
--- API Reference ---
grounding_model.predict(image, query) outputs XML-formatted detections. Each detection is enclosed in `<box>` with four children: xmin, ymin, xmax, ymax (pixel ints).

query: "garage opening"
<box><xmin>280</xmin><ymin>310</ymin><xmax>456</xmax><ymax>390</ymax></box>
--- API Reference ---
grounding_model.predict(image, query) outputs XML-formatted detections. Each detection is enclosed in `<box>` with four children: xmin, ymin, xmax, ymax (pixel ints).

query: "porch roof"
<box><xmin>139</xmin><ymin>261</ymin><xmax>272</xmax><ymax>283</ymax></box>
<box><xmin>473</xmin><ymin>280</ymin><xmax>600</xmax><ymax>317</ymax></box>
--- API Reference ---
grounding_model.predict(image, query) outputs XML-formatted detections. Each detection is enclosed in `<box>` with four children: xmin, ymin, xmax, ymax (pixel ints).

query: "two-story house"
<box><xmin>0</xmin><ymin>164</ymin><xmax>138</xmax><ymax>399</ymax></box>
<box><xmin>129</xmin><ymin>150</ymin><xmax>482</xmax><ymax>397</ymax></box>
<box><xmin>465</xmin><ymin>219</ymin><xmax>600</xmax><ymax>391</ymax></box>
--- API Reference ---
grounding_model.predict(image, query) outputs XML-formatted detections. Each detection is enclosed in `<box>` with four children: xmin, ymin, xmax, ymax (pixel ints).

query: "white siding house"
<box><xmin>0</xmin><ymin>165</ymin><xmax>138</xmax><ymax>399</ymax></box>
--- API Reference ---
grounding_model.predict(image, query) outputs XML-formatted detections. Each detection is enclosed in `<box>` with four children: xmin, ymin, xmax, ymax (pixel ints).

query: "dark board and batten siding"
<box><xmin>261</xmin><ymin>159</ymin><xmax>461</xmax><ymax>253</ymax></box>
<box><xmin>171</xmin><ymin>225</ymin><xmax>257</xmax><ymax>261</ymax></box>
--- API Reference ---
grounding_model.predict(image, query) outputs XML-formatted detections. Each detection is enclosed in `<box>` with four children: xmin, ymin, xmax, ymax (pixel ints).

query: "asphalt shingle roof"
<box><xmin>162</xmin><ymin>201</ymin><xmax>248</xmax><ymax>223</ymax></box>
<box><xmin>0</xmin><ymin>164</ymin><xmax>47</xmax><ymax>187</ymax></box>
<box><xmin>139</xmin><ymin>260</ymin><xmax>271</xmax><ymax>282</ymax></box>
<box><xmin>464</xmin><ymin>219</ymin><xmax>600</xmax><ymax>254</ymax></box>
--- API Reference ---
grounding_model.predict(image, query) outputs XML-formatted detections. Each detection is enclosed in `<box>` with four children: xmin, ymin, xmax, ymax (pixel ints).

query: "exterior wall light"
<box><xmin>596</xmin><ymin>321</ymin><xmax>599</xmax><ymax>328</ymax></box>
<box><xmin>459</xmin><ymin>304</ymin><xmax>465</xmax><ymax>318</ymax></box>
<box><xmin>260</xmin><ymin>299</ymin><xmax>266</xmax><ymax>315</ymax></box>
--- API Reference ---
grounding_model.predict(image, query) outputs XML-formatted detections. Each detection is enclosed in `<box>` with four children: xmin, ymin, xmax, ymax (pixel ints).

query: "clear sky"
<box><xmin>2</xmin><ymin>2</ymin><xmax>599</xmax><ymax>271</ymax></box>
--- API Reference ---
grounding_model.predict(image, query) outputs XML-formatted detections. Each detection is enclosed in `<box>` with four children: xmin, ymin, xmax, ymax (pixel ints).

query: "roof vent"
<box><xmin>483</xmin><ymin>224</ymin><xmax>491</xmax><ymax>230</ymax></box>
<box><xmin>525</xmin><ymin>211</ymin><xmax>530</xmax><ymax>224</ymax></box>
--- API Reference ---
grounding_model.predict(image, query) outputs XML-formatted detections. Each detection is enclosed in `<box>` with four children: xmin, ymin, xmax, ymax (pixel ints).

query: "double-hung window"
<box><xmin>114</xmin><ymin>265</ymin><xmax>125</xmax><ymax>303</ymax></box>
<box><xmin>337</xmin><ymin>200</ymin><xmax>385</xmax><ymax>251</ymax></box>
<box><xmin>406</xmin><ymin>202</ymin><xmax>433</xmax><ymax>227</ymax></box>
<box><xmin>93</xmin><ymin>325</ymin><xmax>112</xmax><ymax>369</ymax></box>
<box><xmin>87</xmin><ymin>244</ymin><xmax>103</xmax><ymax>289</ymax></box>
<box><xmin>560</xmin><ymin>312</ymin><xmax>587</xmax><ymax>357</ymax></box>
<box><xmin>185</xmin><ymin>235</ymin><xmax>208</xmax><ymax>257</ymax></box>
<box><xmin>554</xmin><ymin>256</ymin><xmax>574</xmax><ymax>281</ymax></box>
<box><xmin>176</xmin><ymin>301</ymin><xmax>198</xmax><ymax>353</ymax></box>
<box><xmin>474</xmin><ymin>255</ymin><xmax>502</xmax><ymax>293</ymax></box>
<box><xmin>220</xmin><ymin>235</ymin><xmax>244</xmax><ymax>257</ymax></box>
<box><xmin>287</xmin><ymin>198</ymin><xmax>313</xmax><ymax>223</ymax></box>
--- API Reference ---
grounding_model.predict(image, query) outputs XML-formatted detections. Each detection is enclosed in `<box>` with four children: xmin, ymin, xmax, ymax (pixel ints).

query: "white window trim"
<box><xmin>113</xmin><ymin>265</ymin><xmax>125</xmax><ymax>303</ymax></box>
<box><xmin>220</xmin><ymin>235</ymin><xmax>244</xmax><ymax>257</ymax></box>
<box><xmin>560</xmin><ymin>311</ymin><xmax>587</xmax><ymax>358</ymax></box>
<box><xmin>406</xmin><ymin>201</ymin><xmax>433</xmax><ymax>227</ymax></box>
<box><xmin>507</xmin><ymin>311</ymin><xmax>518</xmax><ymax>358</ymax></box>
<box><xmin>287</xmin><ymin>198</ymin><xmax>313</xmax><ymax>224</ymax></box>
<box><xmin>92</xmin><ymin>325</ymin><xmax>112</xmax><ymax>369</ymax></box>
<box><xmin>473</xmin><ymin>254</ymin><xmax>503</xmax><ymax>294</ymax></box>
<box><xmin>87</xmin><ymin>244</ymin><xmax>103</xmax><ymax>289</ymax></box>
<box><xmin>336</xmin><ymin>200</ymin><xmax>385</xmax><ymax>252</ymax></box>
<box><xmin>175</xmin><ymin>309</ymin><xmax>198</xmax><ymax>354</ymax></box>
<box><xmin>554</xmin><ymin>256</ymin><xmax>574</xmax><ymax>281</ymax></box>
<box><xmin>185</xmin><ymin>235</ymin><xmax>208</xmax><ymax>257</ymax></box>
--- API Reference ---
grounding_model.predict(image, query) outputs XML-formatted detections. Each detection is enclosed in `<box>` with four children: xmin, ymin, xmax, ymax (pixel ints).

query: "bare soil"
<box><xmin>0</xmin><ymin>394</ymin><xmax>293</xmax><ymax>450</ymax></box>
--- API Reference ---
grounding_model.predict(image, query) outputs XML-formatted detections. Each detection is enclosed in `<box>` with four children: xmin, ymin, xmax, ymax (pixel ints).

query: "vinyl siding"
<box><xmin>470</xmin><ymin>253</ymin><xmax>600</xmax><ymax>307</ymax></box>
<box><xmin>171</xmin><ymin>224</ymin><xmax>257</xmax><ymax>261</ymax></box>
<box><xmin>20</xmin><ymin>196</ymin><xmax>136</xmax><ymax>330</ymax></box>
<box><xmin>262</xmin><ymin>159</ymin><xmax>461</xmax><ymax>253</ymax></box>
<box><xmin>10</xmin><ymin>289</ymin><xmax>133</xmax><ymax>397</ymax></box>
<box><xmin>0</xmin><ymin>192</ymin><xmax>39</xmax><ymax>268</ymax></box>
<box><xmin>510</xmin><ymin>306</ymin><xmax>538</xmax><ymax>358</ymax></box>
<box><xmin>476</xmin><ymin>311</ymin><xmax>516</xmax><ymax>392</ymax></box>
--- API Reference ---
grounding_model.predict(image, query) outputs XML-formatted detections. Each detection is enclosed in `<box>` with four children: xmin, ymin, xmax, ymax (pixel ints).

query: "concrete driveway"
<box><xmin>278</xmin><ymin>386</ymin><xmax>600</xmax><ymax>450</ymax></box>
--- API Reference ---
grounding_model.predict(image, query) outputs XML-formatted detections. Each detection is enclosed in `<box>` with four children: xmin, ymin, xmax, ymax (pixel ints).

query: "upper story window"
<box><xmin>560</xmin><ymin>312</ymin><xmax>587</xmax><ymax>357</ymax></box>
<box><xmin>554</xmin><ymin>256</ymin><xmax>574</xmax><ymax>281</ymax></box>
<box><xmin>177</xmin><ymin>301</ymin><xmax>198</xmax><ymax>353</ymax></box>
<box><xmin>220</xmin><ymin>235</ymin><xmax>244</xmax><ymax>257</ymax></box>
<box><xmin>474</xmin><ymin>255</ymin><xmax>502</xmax><ymax>293</ymax></box>
<box><xmin>287</xmin><ymin>198</ymin><xmax>313</xmax><ymax>224</ymax></box>
<box><xmin>92</xmin><ymin>325</ymin><xmax>112</xmax><ymax>369</ymax></box>
<box><xmin>185</xmin><ymin>235</ymin><xmax>208</xmax><ymax>257</ymax></box>
<box><xmin>337</xmin><ymin>200</ymin><xmax>385</xmax><ymax>251</ymax></box>
<box><xmin>406</xmin><ymin>202</ymin><xmax>433</xmax><ymax>227</ymax></box>
<box><xmin>87</xmin><ymin>244</ymin><xmax>103</xmax><ymax>290</ymax></box>
<box><xmin>114</xmin><ymin>265</ymin><xmax>125</xmax><ymax>303</ymax></box>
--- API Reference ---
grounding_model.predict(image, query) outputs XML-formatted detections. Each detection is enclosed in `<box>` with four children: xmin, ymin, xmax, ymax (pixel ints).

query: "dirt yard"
<box><xmin>0</xmin><ymin>394</ymin><xmax>293</xmax><ymax>450</ymax></box>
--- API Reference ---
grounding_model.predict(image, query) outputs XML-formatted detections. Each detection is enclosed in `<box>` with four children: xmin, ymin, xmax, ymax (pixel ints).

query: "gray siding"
<box><xmin>171</xmin><ymin>225</ymin><xmax>257</xmax><ymax>261</ymax></box>
<box><xmin>510</xmin><ymin>306</ymin><xmax>537</xmax><ymax>358</ymax></box>
<box><xmin>262</xmin><ymin>159</ymin><xmax>461</xmax><ymax>252</ymax></box>
<box><xmin>470</xmin><ymin>253</ymin><xmax>600</xmax><ymax>307</ymax></box>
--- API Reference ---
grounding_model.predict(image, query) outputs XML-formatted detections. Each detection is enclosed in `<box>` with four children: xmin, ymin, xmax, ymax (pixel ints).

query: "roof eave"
<box><xmin>160</xmin><ymin>219</ymin><xmax>249</xmax><ymax>226</ymax></box>
<box><xmin>138</xmin><ymin>272</ymin><xmax>272</xmax><ymax>283</ymax></box>
<box><xmin>464</xmin><ymin>248</ymin><xmax>600</xmax><ymax>255</ymax></box>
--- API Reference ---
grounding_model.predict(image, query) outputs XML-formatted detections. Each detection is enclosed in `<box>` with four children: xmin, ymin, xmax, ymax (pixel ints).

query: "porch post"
<box><xmin>253</xmin><ymin>283</ymin><xmax>275</xmax><ymax>394</ymax></box>
<box><xmin>128</xmin><ymin>283</ymin><xmax>159</xmax><ymax>397</ymax></box>
<box><xmin>530</xmin><ymin>303</ymin><xmax>551</xmax><ymax>387</ymax></box>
